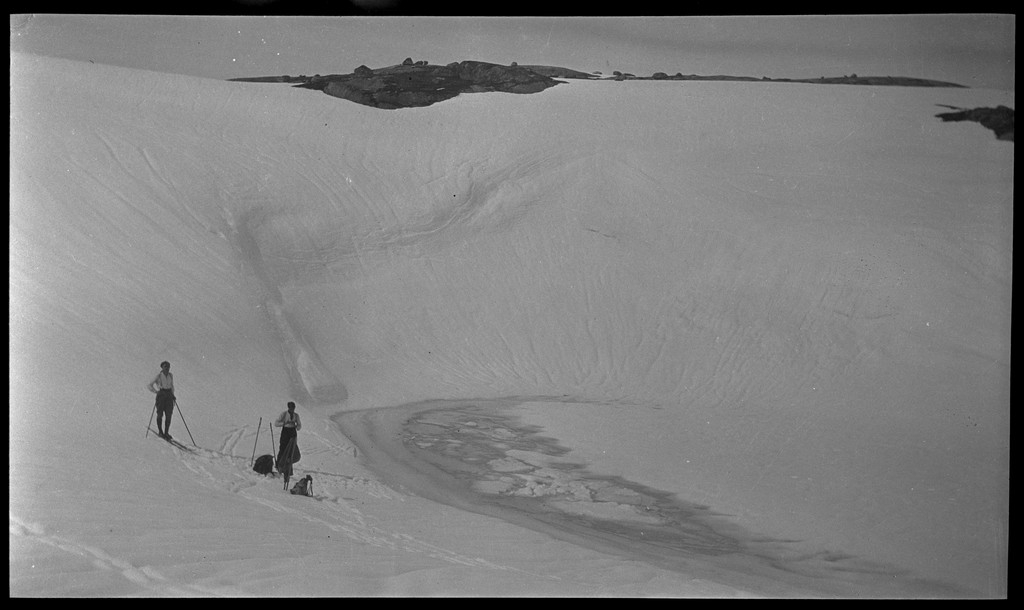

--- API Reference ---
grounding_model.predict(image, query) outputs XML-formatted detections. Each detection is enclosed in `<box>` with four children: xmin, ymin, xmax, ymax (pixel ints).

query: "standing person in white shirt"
<box><xmin>147</xmin><ymin>361</ymin><xmax>176</xmax><ymax>439</ymax></box>
<box><xmin>274</xmin><ymin>401</ymin><xmax>302</xmax><ymax>474</ymax></box>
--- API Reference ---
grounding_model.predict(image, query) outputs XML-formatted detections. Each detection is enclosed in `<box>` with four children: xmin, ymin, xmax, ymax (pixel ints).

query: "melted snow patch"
<box><xmin>337</xmin><ymin>399</ymin><xmax>974</xmax><ymax>597</ymax></box>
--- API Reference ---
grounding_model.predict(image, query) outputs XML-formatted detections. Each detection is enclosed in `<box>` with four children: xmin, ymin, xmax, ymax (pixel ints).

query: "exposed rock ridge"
<box><xmin>935</xmin><ymin>105</ymin><xmax>1014</xmax><ymax>141</ymax></box>
<box><xmin>289</xmin><ymin>60</ymin><xmax>566</xmax><ymax>109</ymax></box>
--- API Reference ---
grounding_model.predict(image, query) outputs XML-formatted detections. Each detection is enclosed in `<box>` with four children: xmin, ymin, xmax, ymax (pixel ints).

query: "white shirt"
<box><xmin>275</xmin><ymin>410</ymin><xmax>301</xmax><ymax>430</ymax></box>
<box><xmin>148</xmin><ymin>371</ymin><xmax>174</xmax><ymax>393</ymax></box>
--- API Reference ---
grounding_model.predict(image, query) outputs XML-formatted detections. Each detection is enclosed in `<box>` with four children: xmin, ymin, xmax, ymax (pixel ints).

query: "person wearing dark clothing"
<box><xmin>147</xmin><ymin>361</ymin><xmax>176</xmax><ymax>439</ymax></box>
<box><xmin>275</xmin><ymin>401</ymin><xmax>302</xmax><ymax>474</ymax></box>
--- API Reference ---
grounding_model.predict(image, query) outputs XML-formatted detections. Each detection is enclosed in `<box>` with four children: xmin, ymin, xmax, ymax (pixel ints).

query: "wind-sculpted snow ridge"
<box><xmin>221</xmin><ymin>207</ymin><xmax>347</xmax><ymax>404</ymax></box>
<box><xmin>10</xmin><ymin>53</ymin><xmax>1011</xmax><ymax>596</ymax></box>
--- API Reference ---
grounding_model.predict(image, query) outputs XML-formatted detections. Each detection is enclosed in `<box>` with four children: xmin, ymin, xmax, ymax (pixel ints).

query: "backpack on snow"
<box><xmin>253</xmin><ymin>454</ymin><xmax>274</xmax><ymax>475</ymax></box>
<box><xmin>290</xmin><ymin>475</ymin><xmax>313</xmax><ymax>496</ymax></box>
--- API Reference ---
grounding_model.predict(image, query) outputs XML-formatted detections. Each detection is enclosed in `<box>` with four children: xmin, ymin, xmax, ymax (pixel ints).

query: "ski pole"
<box><xmin>145</xmin><ymin>404</ymin><xmax>156</xmax><ymax>438</ymax></box>
<box><xmin>251</xmin><ymin>417</ymin><xmax>262</xmax><ymax>466</ymax></box>
<box><xmin>269</xmin><ymin>419</ymin><xmax>276</xmax><ymax>454</ymax></box>
<box><xmin>174</xmin><ymin>399</ymin><xmax>197</xmax><ymax>446</ymax></box>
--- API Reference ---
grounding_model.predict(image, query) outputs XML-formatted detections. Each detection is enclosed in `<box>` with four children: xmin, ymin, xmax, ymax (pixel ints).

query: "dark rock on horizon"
<box><xmin>625</xmin><ymin>72</ymin><xmax>966</xmax><ymax>88</ymax></box>
<box><xmin>229</xmin><ymin>62</ymin><xmax>969</xmax><ymax>111</ymax></box>
<box><xmin>517</xmin><ymin>65</ymin><xmax>597</xmax><ymax>80</ymax></box>
<box><xmin>289</xmin><ymin>60</ymin><xmax>566</xmax><ymax>109</ymax></box>
<box><xmin>936</xmin><ymin>105</ymin><xmax>1014</xmax><ymax>141</ymax></box>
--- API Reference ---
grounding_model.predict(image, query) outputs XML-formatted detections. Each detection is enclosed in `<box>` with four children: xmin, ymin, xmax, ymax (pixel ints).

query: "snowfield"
<box><xmin>10</xmin><ymin>52</ymin><xmax>1011</xmax><ymax>597</ymax></box>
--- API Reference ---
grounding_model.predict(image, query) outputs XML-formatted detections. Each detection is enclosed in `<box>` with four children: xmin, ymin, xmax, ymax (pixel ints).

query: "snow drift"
<box><xmin>10</xmin><ymin>52</ymin><xmax>1011</xmax><ymax>596</ymax></box>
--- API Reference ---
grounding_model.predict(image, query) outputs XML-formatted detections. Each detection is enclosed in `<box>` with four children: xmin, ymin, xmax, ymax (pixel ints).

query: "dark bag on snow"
<box><xmin>290</xmin><ymin>475</ymin><xmax>313</xmax><ymax>496</ymax></box>
<box><xmin>253</xmin><ymin>454</ymin><xmax>274</xmax><ymax>475</ymax></box>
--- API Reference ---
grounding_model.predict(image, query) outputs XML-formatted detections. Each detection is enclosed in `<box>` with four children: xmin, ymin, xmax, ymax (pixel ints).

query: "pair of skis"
<box><xmin>148</xmin><ymin>427</ymin><xmax>195</xmax><ymax>452</ymax></box>
<box><xmin>145</xmin><ymin>399</ymin><xmax>197</xmax><ymax>446</ymax></box>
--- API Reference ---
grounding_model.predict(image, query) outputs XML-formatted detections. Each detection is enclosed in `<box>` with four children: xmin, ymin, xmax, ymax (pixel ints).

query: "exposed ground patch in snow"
<box><xmin>336</xmin><ymin>398</ymin><xmax>976</xmax><ymax>597</ymax></box>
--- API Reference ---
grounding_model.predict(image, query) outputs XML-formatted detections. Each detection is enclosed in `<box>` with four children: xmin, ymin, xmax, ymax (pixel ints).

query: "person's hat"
<box><xmin>160</xmin><ymin>361</ymin><xmax>170</xmax><ymax>368</ymax></box>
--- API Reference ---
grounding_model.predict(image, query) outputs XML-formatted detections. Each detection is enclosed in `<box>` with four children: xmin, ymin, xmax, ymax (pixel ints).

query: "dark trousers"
<box><xmin>155</xmin><ymin>389</ymin><xmax>175</xmax><ymax>431</ymax></box>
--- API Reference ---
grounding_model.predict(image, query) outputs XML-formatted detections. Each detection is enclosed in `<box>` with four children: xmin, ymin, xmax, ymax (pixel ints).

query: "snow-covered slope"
<box><xmin>10</xmin><ymin>52</ymin><xmax>1011</xmax><ymax>596</ymax></box>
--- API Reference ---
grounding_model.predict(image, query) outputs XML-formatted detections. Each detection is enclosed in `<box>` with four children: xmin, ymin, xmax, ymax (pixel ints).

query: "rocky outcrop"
<box><xmin>516</xmin><ymin>65</ymin><xmax>598</xmax><ymax>79</ymax></box>
<box><xmin>289</xmin><ymin>60</ymin><xmax>565</xmax><ymax>109</ymax></box>
<box><xmin>935</xmin><ymin>105</ymin><xmax>1014</xmax><ymax>141</ymax></box>
<box><xmin>231</xmin><ymin>62</ymin><xmax>972</xmax><ymax>112</ymax></box>
<box><xmin>609</xmin><ymin>72</ymin><xmax>967</xmax><ymax>88</ymax></box>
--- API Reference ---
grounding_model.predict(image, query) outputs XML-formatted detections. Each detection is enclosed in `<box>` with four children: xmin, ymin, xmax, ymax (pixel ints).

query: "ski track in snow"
<box><xmin>157</xmin><ymin>424</ymin><xmax>554</xmax><ymax>579</ymax></box>
<box><xmin>10</xmin><ymin>514</ymin><xmax>213</xmax><ymax>597</ymax></box>
<box><xmin>11</xmin><ymin>420</ymin><xmax>558</xmax><ymax>597</ymax></box>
